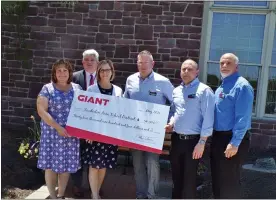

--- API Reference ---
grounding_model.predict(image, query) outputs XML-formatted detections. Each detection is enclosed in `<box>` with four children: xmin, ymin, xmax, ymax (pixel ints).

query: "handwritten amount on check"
<box><xmin>73</xmin><ymin>114</ymin><xmax>160</xmax><ymax>134</ymax></box>
<box><xmin>81</xmin><ymin>108</ymin><xmax>159</xmax><ymax>125</ymax></box>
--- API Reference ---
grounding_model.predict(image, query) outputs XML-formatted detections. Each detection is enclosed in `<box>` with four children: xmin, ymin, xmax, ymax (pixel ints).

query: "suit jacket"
<box><xmin>73</xmin><ymin>70</ymin><xmax>87</xmax><ymax>90</ymax></box>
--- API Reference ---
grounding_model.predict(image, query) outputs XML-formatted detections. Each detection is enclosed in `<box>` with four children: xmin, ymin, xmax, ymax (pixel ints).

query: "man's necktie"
<box><xmin>90</xmin><ymin>74</ymin><xmax>94</xmax><ymax>86</ymax></box>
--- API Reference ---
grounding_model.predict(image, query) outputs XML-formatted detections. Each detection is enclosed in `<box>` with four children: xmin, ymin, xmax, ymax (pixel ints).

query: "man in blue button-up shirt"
<box><xmin>124</xmin><ymin>50</ymin><xmax>174</xmax><ymax>199</ymax></box>
<box><xmin>165</xmin><ymin>59</ymin><xmax>215</xmax><ymax>199</ymax></box>
<box><xmin>211</xmin><ymin>53</ymin><xmax>254</xmax><ymax>199</ymax></box>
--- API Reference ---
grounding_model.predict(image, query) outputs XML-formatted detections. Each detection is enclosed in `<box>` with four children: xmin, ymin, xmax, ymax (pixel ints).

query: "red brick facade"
<box><xmin>1</xmin><ymin>1</ymin><xmax>275</xmax><ymax>149</ymax></box>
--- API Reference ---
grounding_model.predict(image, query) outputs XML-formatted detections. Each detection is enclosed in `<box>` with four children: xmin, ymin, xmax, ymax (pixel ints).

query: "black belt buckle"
<box><xmin>179</xmin><ymin>134</ymin><xmax>190</xmax><ymax>140</ymax></box>
<box><xmin>179</xmin><ymin>134</ymin><xmax>186</xmax><ymax>140</ymax></box>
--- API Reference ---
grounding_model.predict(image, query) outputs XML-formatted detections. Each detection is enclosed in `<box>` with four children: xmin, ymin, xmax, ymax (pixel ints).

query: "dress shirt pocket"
<box><xmin>148</xmin><ymin>89</ymin><xmax>162</xmax><ymax>97</ymax></box>
<box><xmin>146</xmin><ymin>89</ymin><xmax>164</xmax><ymax>104</ymax></box>
<box><xmin>218</xmin><ymin>93</ymin><xmax>234</xmax><ymax>111</ymax></box>
<box><xmin>184</xmin><ymin>93</ymin><xmax>200</xmax><ymax>110</ymax></box>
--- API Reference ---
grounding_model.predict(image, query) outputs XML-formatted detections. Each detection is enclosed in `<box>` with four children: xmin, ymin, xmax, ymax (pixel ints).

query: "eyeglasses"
<box><xmin>100</xmin><ymin>69</ymin><xmax>112</xmax><ymax>73</ymax></box>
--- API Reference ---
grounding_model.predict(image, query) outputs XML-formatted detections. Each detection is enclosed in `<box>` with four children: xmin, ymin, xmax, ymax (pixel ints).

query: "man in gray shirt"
<box><xmin>124</xmin><ymin>50</ymin><xmax>174</xmax><ymax>199</ymax></box>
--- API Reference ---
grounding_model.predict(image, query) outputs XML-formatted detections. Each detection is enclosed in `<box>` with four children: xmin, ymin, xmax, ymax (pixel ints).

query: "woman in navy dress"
<box><xmin>83</xmin><ymin>60</ymin><xmax>122</xmax><ymax>199</ymax></box>
<box><xmin>37</xmin><ymin>59</ymin><xmax>82</xmax><ymax>199</ymax></box>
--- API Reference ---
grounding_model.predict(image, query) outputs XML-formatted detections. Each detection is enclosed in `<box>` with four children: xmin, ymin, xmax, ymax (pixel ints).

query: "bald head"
<box><xmin>182</xmin><ymin>59</ymin><xmax>199</xmax><ymax>69</ymax></box>
<box><xmin>180</xmin><ymin>59</ymin><xmax>199</xmax><ymax>85</ymax></box>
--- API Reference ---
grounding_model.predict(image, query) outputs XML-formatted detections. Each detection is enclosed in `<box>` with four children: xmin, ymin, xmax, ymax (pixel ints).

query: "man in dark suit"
<box><xmin>73</xmin><ymin>49</ymin><xmax>99</xmax><ymax>90</ymax></box>
<box><xmin>72</xmin><ymin>49</ymin><xmax>99</xmax><ymax>197</ymax></box>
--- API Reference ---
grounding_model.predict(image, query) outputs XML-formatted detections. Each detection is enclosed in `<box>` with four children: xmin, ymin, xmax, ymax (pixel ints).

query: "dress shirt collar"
<box><xmin>221</xmin><ymin>72</ymin><xmax>239</xmax><ymax>84</ymax></box>
<box><xmin>181</xmin><ymin>77</ymin><xmax>199</xmax><ymax>88</ymax></box>
<box><xmin>138</xmin><ymin>71</ymin><xmax>154</xmax><ymax>80</ymax></box>
<box><xmin>85</xmin><ymin>71</ymin><xmax>96</xmax><ymax>78</ymax></box>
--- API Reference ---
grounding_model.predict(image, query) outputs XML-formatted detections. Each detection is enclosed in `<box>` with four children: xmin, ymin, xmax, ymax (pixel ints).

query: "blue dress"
<box><xmin>37</xmin><ymin>82</ymin><xmax>81</xmax><ymax>173</ymax></box>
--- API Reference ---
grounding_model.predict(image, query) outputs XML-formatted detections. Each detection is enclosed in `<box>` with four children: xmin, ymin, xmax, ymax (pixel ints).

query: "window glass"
<box><xmin>209</xmin><ymin>13</ymin><xmax>265</xmax><ymax>64</ymax></box>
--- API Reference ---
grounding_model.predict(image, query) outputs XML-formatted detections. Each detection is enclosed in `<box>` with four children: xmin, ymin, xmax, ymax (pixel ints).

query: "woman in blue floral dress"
<box><xmin>37</xmin><ymin>59</ymin><xmax>82</xmax><ymax>199</ymax></box>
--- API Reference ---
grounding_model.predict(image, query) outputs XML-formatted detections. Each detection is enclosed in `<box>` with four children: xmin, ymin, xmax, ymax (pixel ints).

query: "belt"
<box><xmin>173</xmin><ymin>132</ymin><xmax>200</xmax><ymax>140</ymax></box>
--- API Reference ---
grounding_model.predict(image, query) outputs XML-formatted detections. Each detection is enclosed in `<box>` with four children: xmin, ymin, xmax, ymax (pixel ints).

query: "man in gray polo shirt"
<box><xmin>124</xmin><ymin>50</ymin><xmax>174</xmax><ymax>199</ymax></box>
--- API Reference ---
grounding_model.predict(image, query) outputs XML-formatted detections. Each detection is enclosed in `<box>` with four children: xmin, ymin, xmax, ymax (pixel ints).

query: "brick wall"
<box><xmin>2</xmin><ymin>1</ymin><xmax>203</xmax><ymax>126</ymax></box>
<box><xmin>251</xmin><ymin>119</ymin><xmax>276</xmax><ymax>149</ymax></box>
<box><xmin>1</xmin><ymin>1</ymin><xmax>275</xmax><ymax>149</ymax></box>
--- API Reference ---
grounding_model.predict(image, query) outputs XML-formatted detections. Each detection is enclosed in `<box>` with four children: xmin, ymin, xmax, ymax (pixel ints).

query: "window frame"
<box><xmin>213</xmin><ymin>1</ymin><xmax>269</xmax><ymax>8</ymax></box>
<box><xmin>199</xmin><ymin>1</ymin><xmax>276</xmax><ymax>118</ymax></box>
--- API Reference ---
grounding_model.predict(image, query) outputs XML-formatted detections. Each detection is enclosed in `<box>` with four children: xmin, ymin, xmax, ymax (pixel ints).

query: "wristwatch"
<box><xmin>198</xmin><ymin>139</ymin><xmax>206</xmax><ymax>145</ymax></box>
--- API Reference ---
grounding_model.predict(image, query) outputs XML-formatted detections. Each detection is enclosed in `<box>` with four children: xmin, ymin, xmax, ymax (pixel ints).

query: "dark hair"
<box><xmin>51</xmin><ymin>59</ymin><xmax>73</xmax><ymax>84</ymax></box>
<box><xmin>96</xmin><ymin>60</ymin><xmax>115</xmax><ymax>82</ymax></box>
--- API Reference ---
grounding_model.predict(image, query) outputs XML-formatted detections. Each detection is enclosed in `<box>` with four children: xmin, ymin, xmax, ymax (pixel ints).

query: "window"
<box><xmin>214</xmin><ymin>1</ymin><xmax>268</xmax><ymax>8</ymax></box>
<box><xmin>208</xmin><ymin>13</ymin><xmax>265</xmax><ymax>113</ymax></box>
<box><xmin>266</xmin><ymin>31</ymin><xmax>276</xmax><ymax>115</ymax></box>
<box><xmin>199</xmin><ymin>1</ymin><xmax>276</xmax><ymax>118</ymax></box>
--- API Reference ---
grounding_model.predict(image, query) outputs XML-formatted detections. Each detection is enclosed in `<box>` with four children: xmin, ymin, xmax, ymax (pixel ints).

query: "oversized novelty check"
<box><xmin>65</xmin><ymin>90</ymin><xmax>170</xmax><ymax>154</ymax></box>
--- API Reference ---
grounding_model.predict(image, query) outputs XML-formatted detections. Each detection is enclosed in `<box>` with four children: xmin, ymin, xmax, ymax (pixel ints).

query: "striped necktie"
<box><xmin>90</xmin><ymin>74</ymin><xmax>94</xmax><ymax>86</ymax></box>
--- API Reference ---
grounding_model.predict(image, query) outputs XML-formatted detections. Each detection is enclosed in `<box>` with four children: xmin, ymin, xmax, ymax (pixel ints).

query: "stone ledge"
<box><xmin>25</xmin><ymin>185</ymin><xmax>50</xmax><ymax>199</ymax></box>
<box><xmin>243</xmin><ymin>164</ymin><xmax>276</xmax><ymax>174</ymax></box>
<box><xmin>252</xmin><ymin>118</ymin><xmax>276</xmax><ymax>125</ymax></box>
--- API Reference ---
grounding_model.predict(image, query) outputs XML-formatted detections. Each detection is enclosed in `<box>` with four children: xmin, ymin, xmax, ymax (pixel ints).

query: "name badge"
<box><xmin>149</xmin><ymin>91</ymin><xmax>157</xmax><ymax>96</ymax></box>
<box><xmin>188</xmin><ymin>94</ymin><xmax>196</xmax><ymax>98</ymax></box>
